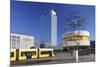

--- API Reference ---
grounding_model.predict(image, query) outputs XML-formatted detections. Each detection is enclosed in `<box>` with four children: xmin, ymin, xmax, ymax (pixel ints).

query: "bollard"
<box><xmin>75</xmin><ymin>50</ymin><xmax>78</xmax><ymax>62</ymax></box>
<box><xmin>73</xmin><ymin>49</ymin><xmax>79</xmax><ymax>62</ymax></box>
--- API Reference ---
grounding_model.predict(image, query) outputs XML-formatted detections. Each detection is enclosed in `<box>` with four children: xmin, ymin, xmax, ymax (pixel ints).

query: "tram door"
<box><xmin>49</xmin><ymin>51</ymin><xmax>52</xmax><ymax>57</ymax></box>
<box><xmin>16</xmin><ymin>49</ymin><xmax>19</xmax><ymax>61</ymax></box>
<box><xmin>26</xmin><ymin>52</ymin><xmax>32</xmax><ymax>59</ymax></box>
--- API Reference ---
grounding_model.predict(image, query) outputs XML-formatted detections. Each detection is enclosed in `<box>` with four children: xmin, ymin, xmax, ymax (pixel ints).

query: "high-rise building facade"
<box><xmin>51</xmin><ymin>10</ymin><xmax>57</xmax><ymax>47</ymax></box>
<box><xmin>10</xmin><ymin>33</ymin><xmax>35</xmax><ymax>49</ymax></box>
<box><xmin>40</xmin><ymin>10</ymin><xmax>57</xmax><ymax>47</ymax></box>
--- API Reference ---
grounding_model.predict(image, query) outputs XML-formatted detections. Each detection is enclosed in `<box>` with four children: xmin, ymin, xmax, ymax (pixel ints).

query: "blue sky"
<box><xmin>11</xmin><ymin>1</ymin><xmax>95</xmax><ymax>46</ymax></box>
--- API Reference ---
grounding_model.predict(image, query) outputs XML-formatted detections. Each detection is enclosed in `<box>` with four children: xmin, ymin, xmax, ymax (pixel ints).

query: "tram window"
<box><xmin>31</xmin><ymin>52</ymin><xmax>36</xmax><ymax>55</ymax></box>
<box><xmin>10</xmin><ymin>52</ymin><xmax>14</xmax><ymax>57</ymax></box>
<box><xmin>21</xmin><ymin>51</ymin><xmax>36</xmax><ymax>56</ymax></box>
<box><xmin>26</xmin><ymin>52</ymin><xmax>32</xmax><ymax>56</ymax></box>
<box><xmin>41</xmin><ymin>51</ymin><xmax>52</xmax><ymax>54</ymax></box>
<box><xmin>21</xmin><ymin>52</ymin><xmax>31</xmax><ymax>56</ymax></box>
<box><xmin>21</xmin><ymin>52</ymin><xmax>26</xmax><ymax>56</ymax></box>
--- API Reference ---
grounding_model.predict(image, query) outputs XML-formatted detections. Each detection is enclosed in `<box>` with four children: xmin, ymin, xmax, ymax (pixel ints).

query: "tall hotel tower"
<box><xmin>40</xmin><ymin>10</ymin><xmax>57</xmax><ymax>47</ymax></box>
<box><xmin>51</xmin><ymin>10</ymin><xmax>57</xmax><ymax>47</ymax></box>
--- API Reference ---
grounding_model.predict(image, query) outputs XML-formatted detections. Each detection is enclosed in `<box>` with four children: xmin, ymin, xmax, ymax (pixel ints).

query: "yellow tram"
<box><xmin>10</xmin><ymin>48</ymin><xmax>54</xmax><ymax>61</ymax></box>
<box><xmin>18</xmin><ymin>49</ymin><xmax>38</xmax><ymax>60</ymax></box>
<box><xmin>39</xmin><ymin>48</ymin><xmax>54</xmax><ymax>58</ymax></box>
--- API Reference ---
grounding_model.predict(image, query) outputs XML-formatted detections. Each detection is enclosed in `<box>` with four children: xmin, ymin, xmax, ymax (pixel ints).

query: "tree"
<box><xmin>30</xmin><ymin>46</ymin><xmax>35</xmax><ymax>49</ymax></box>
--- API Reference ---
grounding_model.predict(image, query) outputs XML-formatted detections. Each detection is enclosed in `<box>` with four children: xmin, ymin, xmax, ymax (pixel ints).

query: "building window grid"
<box><xmin>10</xmin><ymin>35</ymin><xmax>20</xmax><ymax>49</ymax></box>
